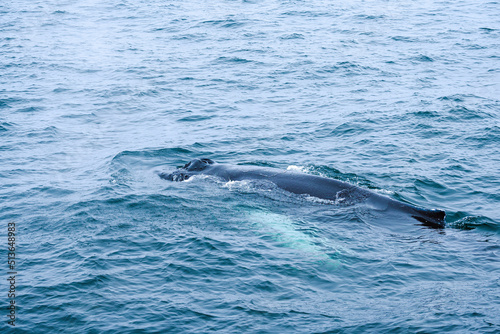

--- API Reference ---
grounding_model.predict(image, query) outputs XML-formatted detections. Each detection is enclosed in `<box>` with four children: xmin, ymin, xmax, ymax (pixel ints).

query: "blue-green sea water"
<box><xmin>1</xmin><ymin>0</ymin><xmax>499</xmax><ymax>332</ymax></box>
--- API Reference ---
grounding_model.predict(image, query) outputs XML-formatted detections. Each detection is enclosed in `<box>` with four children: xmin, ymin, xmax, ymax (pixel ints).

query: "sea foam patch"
<box><xmin>286</xmin><ymin>165</ymin><xmax>307</xmax><ymax>173</ymax></box>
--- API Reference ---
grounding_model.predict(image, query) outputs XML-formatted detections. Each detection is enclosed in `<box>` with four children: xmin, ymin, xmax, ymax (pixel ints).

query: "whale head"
<box><xmin>159</xmin><ymin>158</ymin><xmax>215</xmax><ymax>181</ymax></box>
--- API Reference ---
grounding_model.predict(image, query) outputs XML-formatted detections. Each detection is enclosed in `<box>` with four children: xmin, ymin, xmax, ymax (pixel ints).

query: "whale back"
<box><xmin>160</xmin><ymin>159</ymin><xmax>446</xmax><ymax>228</ymax></box>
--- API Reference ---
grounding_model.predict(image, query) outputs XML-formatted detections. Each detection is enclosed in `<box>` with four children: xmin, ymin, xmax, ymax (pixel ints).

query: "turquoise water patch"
<box><xmin>246</xmin><ymin>210</ymin><xmax>342</xmax><ymax>269</ymax></box>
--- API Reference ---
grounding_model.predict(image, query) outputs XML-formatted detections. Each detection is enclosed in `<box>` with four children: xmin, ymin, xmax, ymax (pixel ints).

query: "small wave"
<box><xmin>16</xmin><ymin>106</ymin><xmax>44</xmax><ymax>113</ymax></box>
<box><xmin>214</xmin><ymin>56</ymin><xmax>254</xmax><ymax>64</ymax></box>
<box><xmin>52</xmin><ymin>87</ymin><xmax>71</xmax><ymax>93</ymax></box>
<box><xmin>279</xmin><ymin>33</ymin><xmax>305</xmax><ymax>40</ymax></box>
<box><xmin>329</xmin><ymin>121</ymin><xmax>373</xmax><ymax>138</ymax></box>
<box><xmin>0</xmin><ymin>121</ymin><xmax>14</xmax><ymax>132</ymax></box>
<box><xmin>480</xmin><ymin>27</ymin><xmax>496</xmax><ymax>33</ymax></box>
<box><xmin>411</xmin><ymin>110</ymin><xmax>440</xmax><ymax>118</ymax></box>
<box><xmin>448</xmin><ymin>106</ymin><xmax>491</xmax><ymax>120</ymax></box>
<box><xmin>0</xmin><ymin>98</ymin><xmax>22</xmax><ymax>109</ymax></box>
<box><xmin>200</xmin><ymin>19</ymin><xmax>246</xmax><ymax>29</ymax></box>
<box><xmin>177</xmin><ymin>115</ymin><xmax>214</xmax><ymax>122</ymax></box>
<box><xmin>391</xmin><ymin>35</ymin><xmax>418</xmax><ymax>42</ymax></box>
<box><xmin>448</xmin><ymin>215</ymin><xmax>499</xmax><ymax>232</ymax></box>
<box><xmin>111</xmin><ymin>147</ymin><xmax>195</xmax><ymax>163</ymax></box>
<box><xmin>413</xmin><ymin>54</ymin><xmax>434</xmax><ymax>62</ymax></box>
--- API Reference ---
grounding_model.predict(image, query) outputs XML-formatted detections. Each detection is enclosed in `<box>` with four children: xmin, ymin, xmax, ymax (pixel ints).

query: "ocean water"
<box><xmin>1</xmin><ymin>0</ymin><xmax>499</xmax><ymax>332</ymax></box>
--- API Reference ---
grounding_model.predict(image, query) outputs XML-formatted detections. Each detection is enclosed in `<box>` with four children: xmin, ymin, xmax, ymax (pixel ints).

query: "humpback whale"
<box><xmin>160</xmin><ymin>158</ymin><xmax>446</xmax><ymax>228</ymax></box>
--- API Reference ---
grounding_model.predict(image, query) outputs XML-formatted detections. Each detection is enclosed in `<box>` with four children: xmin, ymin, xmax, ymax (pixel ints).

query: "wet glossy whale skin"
<box><xmin>161</xmin><ymin>158</ymin><xmax>446</xmax><ymax>228</ymax></box>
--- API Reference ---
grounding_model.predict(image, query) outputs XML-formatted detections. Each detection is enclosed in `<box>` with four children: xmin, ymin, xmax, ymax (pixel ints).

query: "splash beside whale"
<box><xmin>159</xmin><ymin>158</ymin><xmax>446</xmax><ymax>228</ymax></box>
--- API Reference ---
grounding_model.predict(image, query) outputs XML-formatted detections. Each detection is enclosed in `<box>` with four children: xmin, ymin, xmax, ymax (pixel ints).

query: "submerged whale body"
<box><xmin>160</xmin><ymin>158</ymin><xmax>446</xmax><ymax>228</ymax></box>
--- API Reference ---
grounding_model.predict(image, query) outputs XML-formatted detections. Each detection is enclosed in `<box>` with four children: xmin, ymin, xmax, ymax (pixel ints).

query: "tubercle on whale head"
<box><xmin>158</xmin><ymin>171</ymin><xmax>190</xmax><ymax>181</ymax></box>
<box><xmin>159</xmin><ymin>158</ymin><xmax>215</xmax><ymax>182</ymax></box>
<box><xmin>183</xmin><ymin>158</ymin><xmax>215</xmax><ymax>171</ymax></box>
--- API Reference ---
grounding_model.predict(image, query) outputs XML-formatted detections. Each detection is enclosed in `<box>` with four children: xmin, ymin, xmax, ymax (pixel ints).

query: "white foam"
<box><xmin>184</xmin><ymin>174</ymin><xmax>211</xmax><ymax>182</ymax></box>
<box><xmin>286</xmin><ymin>165</ymin><xmax>306</xmax><ymax>173</ymax></box>
<box><xmin>222</xmin><ymin>179</ymin><xmax>251</xmax><ymax>188</ymax></box>
<box><xmin>303</xmin><ymin>194</ymin><xmax>336</xmax><ymax>205</ymax></box>
<box><xmin>373</xmin><ymin>188</ymin><xmax>394</xmax><ymax>195</ymax></box>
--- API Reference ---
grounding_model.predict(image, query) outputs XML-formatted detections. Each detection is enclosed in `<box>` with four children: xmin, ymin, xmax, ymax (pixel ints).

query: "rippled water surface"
<box><xmin>1</xmin><ymin>0</ymin><xmax>499</xmax><ymax>332</ymax></box>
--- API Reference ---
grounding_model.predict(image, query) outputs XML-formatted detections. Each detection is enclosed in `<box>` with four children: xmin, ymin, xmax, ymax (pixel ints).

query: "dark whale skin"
<box><xmin>160</xmin><ymin>158</ymin><xmax>446</xmax><ymax>228</ymax></box>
